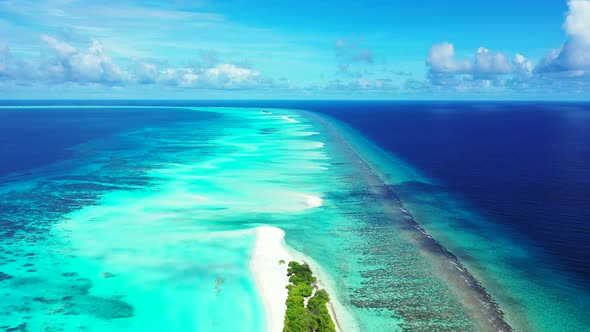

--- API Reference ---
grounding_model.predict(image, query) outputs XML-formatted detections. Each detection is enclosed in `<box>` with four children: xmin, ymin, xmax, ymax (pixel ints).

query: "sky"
<box><xmin>0</xmin><ymin>0</ymin><xmax>589</xmax><ymax>99</ymax></box>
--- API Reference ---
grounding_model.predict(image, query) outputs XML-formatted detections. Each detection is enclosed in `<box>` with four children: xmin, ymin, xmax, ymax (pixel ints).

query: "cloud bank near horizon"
<box><xmin>0</xmin><ymin>0</ymin><xmax>589</xmax><ymax>98</ymax></box>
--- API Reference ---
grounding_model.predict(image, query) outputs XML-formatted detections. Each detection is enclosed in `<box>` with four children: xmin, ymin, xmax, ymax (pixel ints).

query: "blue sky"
<box><xmin>0</xmin><ymin>0</ymin><xmax>589</xmax><ymax>99</ymax></box>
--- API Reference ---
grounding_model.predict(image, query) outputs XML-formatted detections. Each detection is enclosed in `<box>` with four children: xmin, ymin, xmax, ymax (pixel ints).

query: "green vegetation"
<box><xmin>279</xmin><ymin>259</ymin><xmax>286</xmax><ymax>265</ymax></box>
<box><xmin>283</xmin><ymin>261</ymin><xmax>336</xmax><ymax>332</ymax></box>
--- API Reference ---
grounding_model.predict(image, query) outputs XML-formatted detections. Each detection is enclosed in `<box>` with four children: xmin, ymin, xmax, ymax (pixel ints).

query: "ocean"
<box><xmin>309</xmin><ymin>101</ymin><xmax>590</xmax><ymax>282</ymax></box>
<box><xmin>1</xmin><ymin>101</ymin><xmax>589</xmax><ymax>331</ymax></box>
<box><xmin>306</xmin><ymin>101</ymin><xmax>590</xmax><ymax>331</ymax></box>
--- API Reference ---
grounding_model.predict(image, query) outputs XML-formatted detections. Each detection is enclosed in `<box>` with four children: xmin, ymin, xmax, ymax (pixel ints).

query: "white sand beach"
<box><xmin>249</xmin><ymin>226</ymin><xmax>349</xmax><ymax>332</ymax></box>
<box><xmin>249</xmin><ymin>226</ymin><xmax>294</xmax><ymax>332</ymax></box>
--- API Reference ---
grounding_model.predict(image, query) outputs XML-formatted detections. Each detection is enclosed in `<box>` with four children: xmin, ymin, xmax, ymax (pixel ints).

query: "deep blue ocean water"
<box><xmin>0</xmin><ymin>106</ymin><xmax>219</xmax><ymax>178</ymax></box>
<box><xmin>307</xmin><ymin>101</ymin><xmax>590</xmax><ymax>286</ymax></box>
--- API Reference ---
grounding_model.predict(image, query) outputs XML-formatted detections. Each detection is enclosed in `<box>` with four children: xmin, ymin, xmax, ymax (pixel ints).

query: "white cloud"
<box><xmin>565</xmin><ymin>0</ymin><xmax>590</xmax><ymax>43</ymax></box>
<box><xmin>420</xmin><ymin>1</ymin><xmax>590</xmax><ymax>95</ymax></box>
<box><xmin>140</xmin><ymin>63</ymin><xmax>263</xmax><ymax>89</ymax></box>
<box><xmin>0</xmin><ymin>35</ymin><xmax>270</xmax><ymax>90</ymax></box>
<box><xmin>160</xmin><ymin>68</ymin><xmax>182</xmax><ymax>85</ymax></box>
<box><xmin>427</xmin><ymin>43</ymin><xmax>513</xmax><ymax>79</ymax></box>
<box><xmin>513</xmin><ymin>53</ymin><xmax>534</xmax><ymax>77</ymax></box>
<box><xmin>135</xmin><ymin>62</ymin><xmax>159</xmax><ymax>84</ymax></box>
<box><xmin>473</xmin><ymin>47</ymin><xmax>512</xmax><ymax>78</ymax></box>
<box><xmin>180</xmin><ymin>71</ymin><xmax>199</xmax><ymax>87</ymax></box>
<box><xmin>41</xmin><ymin>35</ymin><xmax>130</xmax><ymax>84</ymax></box>
<box><xmin>40</xmin><ymin>34</ymin><xmax>77</xmax><ymax>57</ymax></box>
<box><xmin>425</xmin><ymin>43</ymin><xmax>519</xmax><ymax>90</ymax></box>
<box><xmin>426</xmin><ymin>42</ymin><xmax>471</xmax><ymax>74</ymax></box>
<box><xmin>203</xmin><ymin>63</ymin><xmax>260</xmax><ymax>89</ymax></box>
<box><xmin>536</xmin><ymin>0</ymin><xmax>590</xmax><ymax>74</ymax></box>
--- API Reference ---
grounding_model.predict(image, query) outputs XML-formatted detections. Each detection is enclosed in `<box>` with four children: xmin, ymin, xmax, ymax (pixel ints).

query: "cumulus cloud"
<box><xmin>426</xmin><ymin>42</ymin><xmax>472</xmax><ymax>74</ymax></box>
<box><xmin>566</xmin><ymin>0</ymin><xmax>590</xmax><ymax>42</ymax></box>
<box><xmin>421</xmin><ymin>1</ymin><xmax>590</xmax><ymax>95</ymax></box>
<box><xmin>513</xmin><ymin>53</ymin><xmax>534</xmax><ymax>78</ymax></box>
<box><xmin>41</xmin><ymin>35</ymin><xmax>131</xmax><ymax>84</ymax></box>
<box><xmin>134</xmin><ymin>63</ymin><xmax>263</xmax><ymax>89</ymax></box>
<box><xmin>424</xmin><ymin>41</ymin><xmax>545</xmax><ymax>94</ymax></box>
<box><xmin>536</xmin><ymin>0</ymin><xmax>590</xmax><ymax>74</ymax></box>
<box><xmin>203</xmin><ymin>63</ymin><xmax>261</xmax><ymax>89</ymax></box>
<box><xmin>135</xmin><ymin>62</ymin><xmax>159</xmax><ymax>84</ymax></box>
<box><xmin>41</xmin><ymin>34</ymin><xmax>77</xmax><ymax>57</ymax></box>
<box><xmin>473</xmin><ymin>47</ymin><xmax>512</xmax><ymax>78</ymax></box>
<box><xmin>0</xmin><ymin>35</ymin><xmax>269</xmax><ymax>90</ymax></box>
<box><xmin>427</xmin><ymin>42</ymin><xmax>513</xmax><ymax>79</ymax></box>
<box><xmin>426</xmin><ymin>42</ymin><xmax>516</xmax><ymax>89</ymax></box>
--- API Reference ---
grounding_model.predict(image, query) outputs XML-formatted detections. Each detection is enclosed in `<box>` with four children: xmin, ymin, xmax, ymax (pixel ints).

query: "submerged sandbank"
<box><xmin>249</xmin><ymin>226</ymin><xmax>346</xmax><ymax>332</ymax></box>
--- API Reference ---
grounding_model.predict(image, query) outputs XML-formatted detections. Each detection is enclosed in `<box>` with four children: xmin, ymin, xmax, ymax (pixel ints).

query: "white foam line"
<box><xmin>305</xmin><ymin>195</ymin><xmax>323</xmax><ymax>209</ymax></box>
<box><xmin>281</xmin><ymin>115</ymin><xmax>300</xmax><ymax>123</ymax></box>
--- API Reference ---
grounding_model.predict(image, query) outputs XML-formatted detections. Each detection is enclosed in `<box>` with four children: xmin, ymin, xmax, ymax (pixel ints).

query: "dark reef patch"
<box><xmin>61</xmin><ymin>272</ymin><xmax>78</xmax><ymax>277</ymax></box>
<box><xmin>0</xmin><ymin>272</ymin><xmax>13</xmax><ymax>282</ymax></box>
<box><xmin>5</xmin><ymin>322</ymin><xmax>27</xmax><ymax>332</ymax></box>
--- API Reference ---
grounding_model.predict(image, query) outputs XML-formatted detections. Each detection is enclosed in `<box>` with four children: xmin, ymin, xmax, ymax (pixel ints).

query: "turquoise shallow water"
<box><xmin>1</xmin><ymin>107</ymin><xmax>333</xmax><ymax>331</ymax></box>
<box><xmin>1</xmin><ymin>105</ymin><xmax>483</xmax><ymax>331</ymax></box>
<box><xmin>2</xmin><ymin>105</ymin><xmax>587</xmax><ymax>331</ymax></box>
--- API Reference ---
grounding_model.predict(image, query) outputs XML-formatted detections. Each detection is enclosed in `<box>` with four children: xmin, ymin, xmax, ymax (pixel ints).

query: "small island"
<box><xmin>283</xmin><ymin>261</ymin><xmax>336</xmax><ymax>332</ymax></box>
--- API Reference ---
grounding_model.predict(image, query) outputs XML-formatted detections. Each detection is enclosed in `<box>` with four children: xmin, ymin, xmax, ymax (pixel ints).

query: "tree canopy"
<box><xmin>283</xmin><ymin>261</ymin><xmax>336</xmax><ymax>332</ymax></box>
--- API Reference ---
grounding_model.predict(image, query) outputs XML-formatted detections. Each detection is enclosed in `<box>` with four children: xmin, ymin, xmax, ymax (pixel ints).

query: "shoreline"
<box><xmin>249</xmin><ymin>226</ymin><xmax>292</xmax><ymax>332</ymax></box>
<box><xmin>249</xmin><ymin>226</ymin><xmax>347</xmax><ymax>332</ymax></box>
